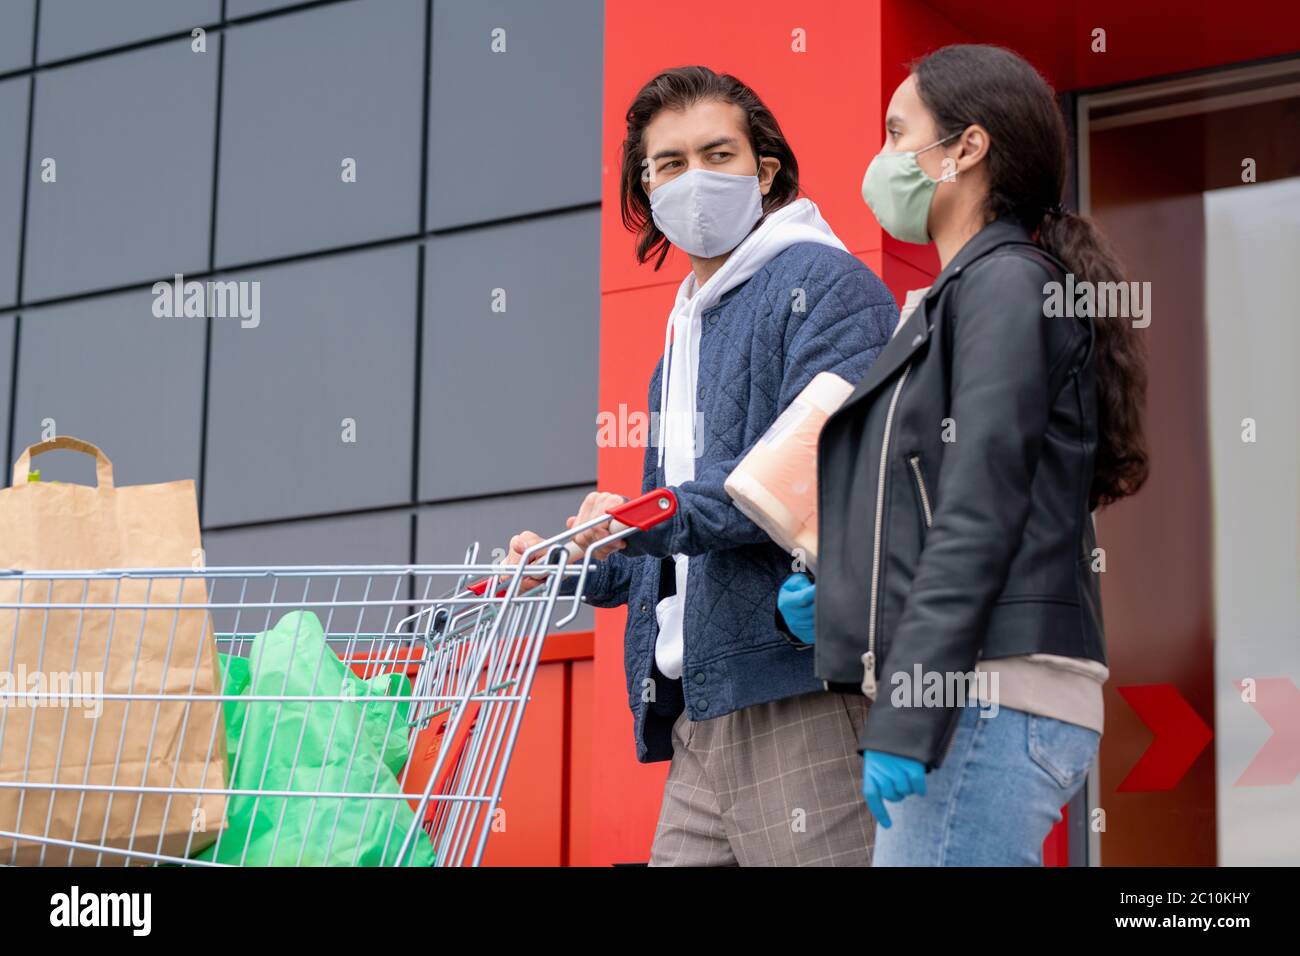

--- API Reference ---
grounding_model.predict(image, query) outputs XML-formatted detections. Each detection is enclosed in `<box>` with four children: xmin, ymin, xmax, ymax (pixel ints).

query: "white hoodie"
<box><xmin>653</xmin><ymin>197</ymin><xmax>848</xmax><ymax>681</ymax></box>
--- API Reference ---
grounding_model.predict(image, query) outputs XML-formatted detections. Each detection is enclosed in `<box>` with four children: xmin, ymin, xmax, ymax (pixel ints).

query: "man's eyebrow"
<box><xmin>648</xmin><ymin>146</ymin><xmax>687</xmax><ymax>162</ymax></box>
<box><xmin>648</xmin><ymin>136</ymin><xmax>742</xmax><ymax>162</ymax></box>
<box><xmin>696</xmin><ymin>136</ymin><xmax>741</xmax><ymax>152</ymax></box>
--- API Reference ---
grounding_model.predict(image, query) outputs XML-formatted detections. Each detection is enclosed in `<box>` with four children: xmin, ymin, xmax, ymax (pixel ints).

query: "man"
<box><xmin>511</xmin><ymin>66</ymin><xmax>896</xmax><ymax>866</ymax></box>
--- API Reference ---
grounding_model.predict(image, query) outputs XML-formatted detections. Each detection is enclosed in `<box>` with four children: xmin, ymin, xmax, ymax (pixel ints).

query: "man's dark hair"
<box><xmin>619</xmin><ymin>66</ymin><xmax>801</xmax><ymax>269</ymax></box>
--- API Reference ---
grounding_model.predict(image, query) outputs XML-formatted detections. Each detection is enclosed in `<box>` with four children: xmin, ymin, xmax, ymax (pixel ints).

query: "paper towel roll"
<box><xmin>724</xmin><ymin>371</ymin><xmax>855</xmax><ymax>573</ymax></box>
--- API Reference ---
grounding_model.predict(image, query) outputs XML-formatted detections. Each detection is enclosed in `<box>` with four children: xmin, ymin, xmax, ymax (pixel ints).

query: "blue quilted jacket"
<box><xmin>580</xmin><ymin>241</ymin><xmax>897</xmax><ymax>762</ymax></box>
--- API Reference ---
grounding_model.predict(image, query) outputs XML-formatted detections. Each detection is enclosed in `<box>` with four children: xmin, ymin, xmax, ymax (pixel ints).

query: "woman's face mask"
<box><xmin>650</xmin><ymin>169</ymin><xmax>763</xmax><ymax>258</ymax></box>
<box><xmin>860</xmin><ymin>133</ymin><xmax>960</xmax><ymax>244</ymax></box>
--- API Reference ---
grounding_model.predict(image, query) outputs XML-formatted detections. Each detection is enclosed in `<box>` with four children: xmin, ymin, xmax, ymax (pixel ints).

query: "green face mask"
<box><xmin>860</xmin><ymin>133</ymin><xmax>960</xmax><ymax>244</ymax></box>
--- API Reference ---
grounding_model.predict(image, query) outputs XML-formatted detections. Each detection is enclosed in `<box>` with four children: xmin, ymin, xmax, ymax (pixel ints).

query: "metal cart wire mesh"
<box><xmin>0</xmin><ymin>489</ymin><xmax>677</xmax><ymax>866</ymax></box>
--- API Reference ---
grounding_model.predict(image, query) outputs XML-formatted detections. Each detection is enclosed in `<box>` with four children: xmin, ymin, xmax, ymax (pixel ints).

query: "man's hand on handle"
<box><xmin>504</xmin><ymin>491</ymin><xmax>631</xmax><ymax>589</ymax></box>
<box><xmin>504</xmin><ymin>530</ymin><xmax>550</xmax><ymax>590</ymax></box>
<box><xmin>566</xmin><ymin>491</ymin><xmax>630</xmax><ymax>560</ymax></box>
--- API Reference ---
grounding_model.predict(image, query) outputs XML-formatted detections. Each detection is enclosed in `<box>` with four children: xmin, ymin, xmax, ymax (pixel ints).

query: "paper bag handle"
<box><xmin>12</xmin><ymin>436</ymin><xmax>115</xmax><ymax>488</ymax></box>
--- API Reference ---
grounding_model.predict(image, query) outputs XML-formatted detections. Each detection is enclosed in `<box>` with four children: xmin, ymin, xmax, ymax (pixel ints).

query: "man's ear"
<box><xmin>758</xmin><ymin>155</ymin><xmax>781</xmax><ymax>195</ymax></box>
<box><xmin>640</xmin><ymin>156</ymin><xmax>656</xmax><ymax>197</ymax></box>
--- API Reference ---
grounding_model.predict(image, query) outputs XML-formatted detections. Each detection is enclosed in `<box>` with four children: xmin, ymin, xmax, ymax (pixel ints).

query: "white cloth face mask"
<box><xmin>649</xmin><ymin>169</ymin><xmax>764</xmax><ymax>258</ymax></box>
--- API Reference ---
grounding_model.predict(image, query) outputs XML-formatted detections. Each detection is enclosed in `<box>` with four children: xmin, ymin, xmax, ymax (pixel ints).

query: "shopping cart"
<box><xmin>0</xmin><ymin>488</ymin><xmax>677</xmax><ymax>867</ymax></box>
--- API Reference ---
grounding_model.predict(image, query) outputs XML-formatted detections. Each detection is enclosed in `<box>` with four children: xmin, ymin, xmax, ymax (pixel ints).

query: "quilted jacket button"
<box><xmin>698</xmin><ymin>385</ymin><xmax>706</xmax><ymax>399</ymax></box>
<box><xmin>639</xmin><ymin>603</ymin><xmax>648</xmax><ymax>613</ymax></box>
<box><xmin>695</xmin><ymin>699</ymin><xmax>709</xmax><ymax>712</ymax></box>
<box><xmin>693</xmin><ymin>672</ymin><xmax>706</xmax><ymax>684</ymax></box>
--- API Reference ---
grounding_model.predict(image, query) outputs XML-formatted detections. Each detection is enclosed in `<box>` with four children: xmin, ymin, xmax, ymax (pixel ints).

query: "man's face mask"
<box><xmin>860</xmin><ymin>132</ymin><xmax>960</xmax><ymax>244</ymax></box>
<box><xmin>650</xmin><ymin>169</ymin><xmax>764</xmax><ymax>258</ymax></box>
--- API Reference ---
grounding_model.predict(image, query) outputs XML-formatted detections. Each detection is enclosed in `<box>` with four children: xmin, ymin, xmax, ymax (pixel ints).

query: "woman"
<box><xmin>777</xmin><ymin>44</ymin><xmax>1148</xmax><ymax>865</ymax></box>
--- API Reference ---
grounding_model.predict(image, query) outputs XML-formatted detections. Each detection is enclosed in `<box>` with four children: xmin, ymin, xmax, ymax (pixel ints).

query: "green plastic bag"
<box><xmin>194</xmin><ymin>611</ymin><xmax>435</xmax><ymax>866</ymax></box>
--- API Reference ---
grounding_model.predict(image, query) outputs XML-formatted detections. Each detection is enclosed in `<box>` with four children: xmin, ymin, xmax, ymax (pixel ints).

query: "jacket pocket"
<box><xmin>1026</xmin><ymin>713</ymin><xmax>1100</xmax><ymax>791</ymax></box>
<box><xmin>837</xmin><ymin>690</ymin><xmax>870</xmax><ymax>741</ymax></box>
<box><xmin>907</xmin><ymin>454</ymin><xmax>934</xmax><ymax>530</ymax></box>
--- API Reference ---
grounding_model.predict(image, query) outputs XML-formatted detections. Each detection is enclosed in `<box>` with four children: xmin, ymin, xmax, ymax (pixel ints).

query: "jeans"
<box><xmin>872</xmin><ymin>704</ymin><xmax>1099</xmax><ymax>866</ymax></box>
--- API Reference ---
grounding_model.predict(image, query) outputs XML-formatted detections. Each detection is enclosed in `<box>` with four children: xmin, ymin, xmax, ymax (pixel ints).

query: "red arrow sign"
<box><xmin>1234</xmin><ymin>677</ymin><xmax>1300</xmax><ymax>787</ymax></box>
<box><xmin>1117</xmin><ymin>684</ymin><xmax>1213</xmax><ymax>792</ymax></box>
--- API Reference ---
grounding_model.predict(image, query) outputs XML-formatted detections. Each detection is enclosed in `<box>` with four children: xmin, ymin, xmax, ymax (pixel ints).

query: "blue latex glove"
<box><xmin>862</xmin><ymin>750</ymin><xmax>927</xmax><ymax>828</ymax></box>
<box><xmin>777</xmin><ymin>573</ymin><xmax>816</xmax><ymax>643</ymax></box>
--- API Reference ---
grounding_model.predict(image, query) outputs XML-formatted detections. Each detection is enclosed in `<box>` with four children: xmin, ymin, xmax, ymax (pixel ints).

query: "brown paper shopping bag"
<box><xmin>0</xmin><ymin>437</ymin><xmax>226</xmax><ymax>865</ymax></box>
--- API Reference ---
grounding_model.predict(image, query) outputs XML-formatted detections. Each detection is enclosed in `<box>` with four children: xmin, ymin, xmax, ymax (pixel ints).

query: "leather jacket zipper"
<box><xmin>863</xmin><ymin>364</ymin><xmax>911</xmax><ymax>700</ymax></box>
<box><xmin>908</xmin><ymin>455</ymin><xmax>933</xmax><ymax>528</ymax></box>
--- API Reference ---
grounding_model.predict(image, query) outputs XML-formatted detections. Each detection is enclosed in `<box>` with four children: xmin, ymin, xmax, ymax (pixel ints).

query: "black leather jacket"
<box><xmin>814</xmin><ymin>218</ymin><xmax>1105</xmax><ymax>768</ymax></box>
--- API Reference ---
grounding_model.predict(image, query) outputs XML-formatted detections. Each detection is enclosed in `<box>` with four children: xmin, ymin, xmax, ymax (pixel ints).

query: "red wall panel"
<box><xmin>594</xmin><ymin>0</ymin><xmax>1300</xmax><ymax>867</ymax></box>
<box><xmin>920</xmin><ymin>0</ymin><xmax>1300</xmax><ymax>93</ymax></box>
<box><xmin>481</xmin><ymin>663</ymin><xmax>566</xmax><ymax>866</ymax></box>
<box><xmin>600</xmin><ymin>0</ymin><xmax>888</xmax><ymax>297</ymax></box>
<box><xmin>594</xmin><ymin>0</ymin><xmax>890</xmax><ymax>867</ymax></box>
<box><xmin>567</xmin><ymin>659</ymin><xmax>594</xmax><ymax>866</ymax></box>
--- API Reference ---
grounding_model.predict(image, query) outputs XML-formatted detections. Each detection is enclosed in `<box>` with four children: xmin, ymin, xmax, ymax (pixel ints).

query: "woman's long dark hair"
<box><xmin>913</xmin><ymin>44</ymin><xmax>1149</xmax><ymax>508</ymax></box>
<box><xmin>619</xmin><ymin>66</ymin><xmax>801</xmax><ymax>270</ymax></box>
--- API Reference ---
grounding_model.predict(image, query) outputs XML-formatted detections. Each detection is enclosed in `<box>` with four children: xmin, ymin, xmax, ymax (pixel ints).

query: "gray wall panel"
<box><xmin>0</xmin><ymin>316</ymin><xmax>12</xmax><ymax>485</ymax></box>
<box><xmin>24</xmin><ymin>39</ymin><xmax>217</xmax><ymax>301</ymax></box>
<box><xmin>203</xmin><ymin>510</ymin><xmax>413</xmax><ymax>636</ymax></box>
<box><xmin>205</xmin><ymin>511</ymin><xmax>410</xmax><ymax>566</ymax></box>
<box><xmin>427</xmin><ymin>0</ymin><xmax>602</xmax><ymax>229</ymax></box>
<box><xmin>11</xmin><ymin>287</ymin><xmax>206</xmax><ymax>488</ymax></box>
<box><xmin>0</xmin><ymin>77</ymin><xmax>28</xmax><ymax>309</ymax></box>
<box><xmin>215</xmin><ymin>0</ymin><xmax>424</xmax><ymax>266</ymax></box>
<box><xmin>416</xmin><ymin>486</ymin><xmax>595</xmax><ymax>630</ymax></box>
<box><xmin>37</xmin><ymin>0</ymin><xmax>220</xmax><ymax>63</ymax></box>
<box><xmin>420</xmin><ymin>210</ymin><xmax>598</xmax><ymax>501</ymax></box>
<box><xmin>225</xmin><ymin>0</ymin><xmax>309</xmax><ymax>18</ymax></box>
<box><xmin>3</xmin><ymin>0</ymin><xmax>606</xmax><ymax>636</ymax></box>
<box><xmin>204</xmin><ymin>247</ymin><xmax>418</xmax><ymax>525</ymax></box>
<box><xmin>0</xmin><ymin>0</ymin><xmax>34</xmax><ymax>73</ymax></box>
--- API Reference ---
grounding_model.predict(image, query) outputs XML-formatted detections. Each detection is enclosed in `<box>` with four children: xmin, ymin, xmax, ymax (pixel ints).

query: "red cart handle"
<box><xmin>466</xmin><ymin>488</ymin><xmax>677</xmax><ymax>596</ymax></box>
<box><xmin>608</xmin><ymin>487</ymin><xmax>678</xmax><ymax>529</ymax></box>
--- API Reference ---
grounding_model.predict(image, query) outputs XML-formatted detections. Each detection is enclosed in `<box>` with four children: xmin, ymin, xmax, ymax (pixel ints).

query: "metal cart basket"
<box><xmin>0</xmin><ymin>489</ymin><xmax>676</xmax><ymax>866</ymax></box>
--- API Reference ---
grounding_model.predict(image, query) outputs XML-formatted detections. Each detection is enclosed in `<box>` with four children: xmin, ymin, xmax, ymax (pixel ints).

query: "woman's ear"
<box><xmin>758</xmin><ymin>155</ymin><xmax>781</xmax><ymax>195</ymax></box>
<box><xmin>957</xmin><ymin>124</ymin><xmax>990</xmax><ymax>173</ymax></box>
